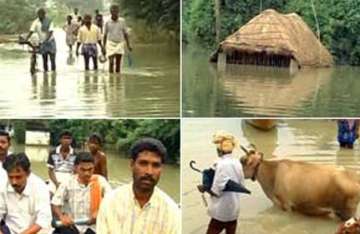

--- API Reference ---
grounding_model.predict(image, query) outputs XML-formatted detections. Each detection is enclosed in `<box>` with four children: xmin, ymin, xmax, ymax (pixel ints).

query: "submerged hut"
<box><xmin>210</xmin><ymin>9</ymin><xmax>333</xmax><ymax>69</ymax></box>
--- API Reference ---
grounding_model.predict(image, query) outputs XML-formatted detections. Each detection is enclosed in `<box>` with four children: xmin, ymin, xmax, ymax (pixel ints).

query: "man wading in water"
<box><xmin>26</xmin><ymin>8</ymin><xmax>57</xmax><ymax>72</ymax></box>
<box><xmin>103</xmin><ymin>4</ymin><xmax>132</xmax><ymax>74</ymax></box>
<box><xmin>76</xmin><ymin>14</ymin><xmax>105</xmax><ymax>71</ymax></box>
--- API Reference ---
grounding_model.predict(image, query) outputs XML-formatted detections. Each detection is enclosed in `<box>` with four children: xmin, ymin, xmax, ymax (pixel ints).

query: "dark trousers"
<box><xmin>84</xmin><ymin>55</ymin><xmax>98</xmax><ymax>70</ymax></box>
<box><xmin>42</xmin><ymin>53</ymin><xmax>56</xmax><ymax>71</ymax></box>
<box><xmin>53</xmin><ymin>226</ymin><xmax>96</xmax><ymax>234</ymax></box>
<box><xmin>206</xmin><ymin>218</ymin><xmax>237</xmax><ymax>234</ymax></box>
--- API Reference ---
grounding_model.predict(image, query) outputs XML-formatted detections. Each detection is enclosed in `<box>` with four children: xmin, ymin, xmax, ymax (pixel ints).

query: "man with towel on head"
<box><xmin>103</xmin><ymin>4</ymin><xmax>132</xmax><ymax>74</ymax></box>
<box><xmin>202</xmin><ymin>131</ymin><xmax>245</xmax><ymax>234</ymax></box>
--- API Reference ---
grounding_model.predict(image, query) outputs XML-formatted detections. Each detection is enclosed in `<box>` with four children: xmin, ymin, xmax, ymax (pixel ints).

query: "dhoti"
<box><xmin>106</xmin><ymin>40</ymin><xmax>125</xmax><ymax>57</ymax></box>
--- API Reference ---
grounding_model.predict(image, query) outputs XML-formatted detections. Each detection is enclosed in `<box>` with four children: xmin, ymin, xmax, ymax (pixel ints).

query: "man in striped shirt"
<box><xmin>96</xmin><ymin>138</ymin><xmax>180</xmax><ymax>234</ymax></box>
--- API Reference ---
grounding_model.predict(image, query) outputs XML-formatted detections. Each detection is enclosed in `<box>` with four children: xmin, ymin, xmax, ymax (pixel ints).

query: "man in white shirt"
<box><xmin>0</xmin><ymin>130</ymin><xmax>11</xmax><ymax>185</ymax></box>
<box><xmin>204</xmin><ymin>132</ymin><xmax>245</xmax><ymax>234</ymax></box>
<box><xmin>0</xmin><ymin>153</ymin><xmax>52</xmax><ymax>234</ymax></box>
<box><xmin>26</xmin><ymin>8</ymin><xmax>57</xmax><ymax>72</ymax></box>
<box><xmin>52</xmin><ymin>152</ymin><xmax>111</xmax><ymax>234</ymax></box>
<box><xmin>96</xmin><ymin>138</ymin><xmax>180</xmax><ymax>234</ymax></box>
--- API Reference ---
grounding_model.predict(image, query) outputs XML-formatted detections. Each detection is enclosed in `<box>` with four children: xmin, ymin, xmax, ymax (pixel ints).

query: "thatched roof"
<box><xmin>211</xmin><ymin>9</ymin><xmax>333</xmax><ymax>67</ymax></box>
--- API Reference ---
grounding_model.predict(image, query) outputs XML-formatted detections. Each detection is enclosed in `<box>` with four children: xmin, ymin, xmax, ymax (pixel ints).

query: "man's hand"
<box><xmin>60</xmin><ymin>214</ymin><xmax>74</xmax><ymax>226</ymax></box>
<box><xmin>197</xmin><ymin>184</ymin><xmax>206</xmax><ymax>193</ymax></box>
<box><xmin>101</xmin><ymin>46</ymin><xmax>106</xmax><ymax>56</ymax></box>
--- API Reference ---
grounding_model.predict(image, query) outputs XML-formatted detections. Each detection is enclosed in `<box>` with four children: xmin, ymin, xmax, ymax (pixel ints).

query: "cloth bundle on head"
<box><xmin>212</xmin><ymin>131</ymin><xmax>238</xmax><ymax>153</ymax></box>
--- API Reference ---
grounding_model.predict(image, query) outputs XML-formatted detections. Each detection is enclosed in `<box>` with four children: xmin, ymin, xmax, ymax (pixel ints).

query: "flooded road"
<box><xmin>183</xmin><ymin>45</ymin><xmax>360</xmax><ymax>117</ymax></box>
<box><xmin>182</xmin><ymin>119</ymin><xmax>360</xmax><ymax>233</ymax></box>
<box><xmin>0</xmin><ymin>29</ymin><xmax>179</xmax><ymax>117</ymax></box>
<box><xmin>11</xmin><ymin>143</ymin><xmax>180</xmax><ymax>202</ymax></box>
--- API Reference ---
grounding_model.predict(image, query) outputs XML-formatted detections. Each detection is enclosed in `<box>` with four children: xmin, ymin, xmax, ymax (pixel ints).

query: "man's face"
<box><xmin>60</xmin><ymin>135</ymin><xmax>72</xmax><ymax>148</ymax></box>
<box><xmin>131</xmin><ymin>151</ymin><xmax>162</xmax><ymax>193</ymax></box>
<box><xmin>0</xmin><ymin>136</ymin><xmax>10</xmax><ymax>156</ymax></box>
<box><xmin>84</xmin><ymin>16</ymin><xmax>92</xmax><ymax>26</ymax></box>
<box><xmin>76</xmin><ymin>162</ymin><xmax>94</xmax><ymax>184</ymax></box>
<box><xmin>37</xmin><ymin>10</ymin><xmax>45</xmax><ymax>20</ymax></box>
<box><xmin>110</xmin><ymin>7</ymin><xmax>119</xmax><ymax>19</ymax></box>
<box><xmin>8</xmin><ymin>166</ymin><xmax>29</xmax><ymax>194</ymax></box>
<box><xmin>87</xmin><ymin>139</ymin><xmax>100</xmax><ymax>154</ymax></box>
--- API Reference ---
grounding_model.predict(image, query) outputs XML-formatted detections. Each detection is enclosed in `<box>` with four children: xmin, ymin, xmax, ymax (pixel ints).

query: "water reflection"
<box><xmin>182</xmin><ymin>119</ymin><xmax>360</xmax><ymax>233</ymax></box>
<box><xmin>183</xmin><ymin>45</ymin><xmax>360</xmax><ymax>117</ymax></box>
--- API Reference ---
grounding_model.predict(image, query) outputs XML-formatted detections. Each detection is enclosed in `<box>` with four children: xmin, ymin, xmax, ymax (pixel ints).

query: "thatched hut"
<box><xmin>210</xmin><ymin>9</ymin><xmax>333</xmax><ymax>69</ymax></box>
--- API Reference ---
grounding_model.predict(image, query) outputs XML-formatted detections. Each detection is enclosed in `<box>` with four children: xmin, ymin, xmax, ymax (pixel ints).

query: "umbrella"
<box><xmin>189</xmin><ymin>160</ymin><xmax>251</xmax><ymax>194</ymax></box>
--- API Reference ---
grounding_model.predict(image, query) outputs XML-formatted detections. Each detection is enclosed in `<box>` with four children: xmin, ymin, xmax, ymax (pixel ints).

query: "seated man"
<box><xmin>0</xmin><ymin>153</ymin><xmax>52</xmax><ymax>234</ymax></box>
<box><xmin>51</xmin><ymin>152</ymin><xmax>111</xmax><ymax>234</ymax></box>
<box><xmin>96</xmin><ymin>138</ymin><xmax>180</xmax><ymax>234</ymax></box>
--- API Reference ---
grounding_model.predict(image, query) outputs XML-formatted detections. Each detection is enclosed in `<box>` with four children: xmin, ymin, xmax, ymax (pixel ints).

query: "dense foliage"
<box><xmin>9</xmin><ymin>120</ymin><xmax>180</xmax><ymax>163</ymax></box>
<box><xmin>184</xmin><ymin>0</ymin><xmax>360</xmax><ymax>65</ymax></box>
<box><xmin>0</xmin><ymin>0</ymin><xmax>43</xmax><ymax>34</ymax></box>
<box><xmin>117</xmin><ymin>0</ymin><xmax>180</xmax><ymax>41</ymax></box>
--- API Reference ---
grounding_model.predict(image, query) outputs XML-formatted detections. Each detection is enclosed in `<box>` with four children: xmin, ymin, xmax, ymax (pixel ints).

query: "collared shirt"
<box><xmin>0</xmin><ymin>152</ymin><xmax>10</xmax><ymax>186</ymax></box>
<box><xmin>208</xmin><ymin>153</ymin><xmax>245</xmax><ymax>222</ymax></box>
<box><xmin>51</xmin><ymin>174</ymin><xmax>111</xmax><ymax>232</ymax></box>
<box><xmin>96</xmin><ymin>183</ymin><xmax>180</xmax><ymax>234</ymax></box>
<box><xmin>78</xmin><ymin>24</ymin><xmax>101</xmax><ymax>44</ymax></box>
<box><xmin>47</xmin><ymin>146</ymin><xmax>76</xmax><ymax>173</ymax></box>
<box><xmin>30</xmin><ymin>18</ymin><xmax>55</xmax><ymax>43</ymax></box>
<box><xmin>0</xmin><ymin>173</ymin><xmax>51</xmax><ymax>234</ymax></box>
<box><xmin>104</xmin><ymin>18</ymin><xmax>127</xmax><ymax>43</ymax></box>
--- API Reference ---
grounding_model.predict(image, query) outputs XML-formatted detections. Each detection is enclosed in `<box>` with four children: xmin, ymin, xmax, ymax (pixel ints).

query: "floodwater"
<box><xmin>182</xmin><ymin>119</ymin><xmax>360</xmax><ymax>233</ymax></box>
<box><xmin>11</xmin><ymin>143</ymin><xmax>180</xmax><ymax>203</ymax></box>
<box><xmin>0</xmin><ymin>29</ymin><xmax>179</xmax><ymax>117</ymax></box>
<box><xmin>183</xmin><ymin>45</ymin><xmax>360</xmax><ymax>117</ymax></box>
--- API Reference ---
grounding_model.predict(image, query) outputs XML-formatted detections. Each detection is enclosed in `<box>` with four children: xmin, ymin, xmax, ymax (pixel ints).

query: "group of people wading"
<box><xmin>25</xmin><ymin>4</ymin><xmax>132</xmax><ymax>75</ymax></box>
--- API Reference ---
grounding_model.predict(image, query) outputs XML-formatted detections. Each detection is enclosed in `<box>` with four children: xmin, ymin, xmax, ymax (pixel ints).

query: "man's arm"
<box><xmin>124</xmin><ymin>31</ymin><xmax>131</xmax><ymax>51</ymax></box>
<box><xmin>19</xmin><ymin>224</ymin><xmax>42</xmax><ymax>234</ymax></box>
<box><xmin>51</xmin><ymin>182</ymin><xmax>73</xmax><ymax>226</ymax></box>
<box><xmin>210</xmin><ymin>163</ymin><xmax>229</xmax><ymax>197</ymax></box>
<box><xmin>48</xmin><ymin>168</ymin><xmax>59</xmax><ymax>188</ymax></box>
<box><xmin>97</xmin><ymin>27</ymin><xmax>105</xmax><ymax>55</ymax></box>
<box><xmin>100</xmin><ymin>154</ymin><xmax>108</xmax><ymax>179</ymax></box>
<box><xmin>103</xmin><ymin>22</ymin><xmax>108</xmax><ymax>55</ymax></box>
<box><xmin>52</xmin><ymin>205</ymin><xmax>73</xmax><ymax>226</ymax></box>
<box><xmin>47</xmin><ymin>153</ymin><xmax>59</xmax><ymax>188</ymax></box>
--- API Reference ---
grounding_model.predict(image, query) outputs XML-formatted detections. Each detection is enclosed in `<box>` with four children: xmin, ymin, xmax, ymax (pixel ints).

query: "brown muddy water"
<box><xmin>182</xmin><ymin>119</ymin><xmax>360</xmax><ymax>233</ymax></box>
<box><xmin>183</xmin><ymin>45</ymin><xmax>360</xmax><ymax>117</ymax></box>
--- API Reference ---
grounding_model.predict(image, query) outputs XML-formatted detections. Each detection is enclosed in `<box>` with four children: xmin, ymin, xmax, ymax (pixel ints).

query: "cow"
<box><xmin>240</xmin><ymin>146</ymin><xmax>360</xmax><ymax>221</ymax></box>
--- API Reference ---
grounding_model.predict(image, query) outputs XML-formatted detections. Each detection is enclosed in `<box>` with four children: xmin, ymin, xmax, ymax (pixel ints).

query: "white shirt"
<box><xmin>30</xmin><ymin>18</ymin><xmax>55</xmax><ymax>43</ymax></box>
<box><xmin>208</xmin><ymin>154</ymin><xmax>245</xmax><ymax>222</ymax></box>
<box><xmin>51</xmin><ymin>174</ymin><xmax>112</xmax><ymax>233</ymax></box>
<box><xmin>96</xmin><ymin>183</ymin><xmax>180</xmax><ymax>234</ymax></box>
<box><xmin>0</xmin><ymin>173</ymin><xmax>52</xmax><ymax>234</ymax></box>
<box><xmin>0</xmin><ymin>152</ymin><xmax>12</xmax><ymax>186</ymax></box>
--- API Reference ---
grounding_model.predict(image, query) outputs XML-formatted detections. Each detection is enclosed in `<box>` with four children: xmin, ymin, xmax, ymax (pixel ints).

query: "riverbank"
<box><xmin>0</xmin><ymin>35</ymin><xmax>18</xmax><ymax>44</ymax></box>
